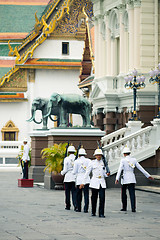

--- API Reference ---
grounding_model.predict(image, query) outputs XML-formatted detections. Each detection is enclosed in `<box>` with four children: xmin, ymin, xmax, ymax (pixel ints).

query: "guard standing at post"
<box><xmin>61</xmin><ymin>145</ymin><xmax>77</xmax><ymax>210</ymax></box>
<box><xmin>22</xmin><ymin>138</ymin><xmax>30</xmax><ymax>179</ymax></box>
<box><xmin>80</xmin><ymin>148</ymin><xmax>110</xmax><ymax>218</ymax></box>
<box><xmin>115</xmin><ymin>147</ymin><xmax>154</xmax><ymax>212</ymax></box>
<box><xmin>72</xmin><ymin>147</ymin><xmax>91</xmax><ymax>213</ymax></box>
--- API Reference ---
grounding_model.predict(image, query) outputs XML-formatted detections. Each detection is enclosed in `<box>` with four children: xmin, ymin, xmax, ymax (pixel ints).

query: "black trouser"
<box><xmin>121</xmin><ymin>183</ymin><xmax>136</xmax><ymax>211</ymax></box>
<box><xmin>23</xmin><ymin>161</ymin><xmax>28</xmax><ymax>179</ymax></box>
<box><xmin>76</xmin><ymin>184</ymin><xmax>89</xmax><ymax>212</ymax></box>
<box><xmin>91</xmin><ymin>186</ymin><xmax>105</xmax><ymax>216</ymax></box>
<box><xmin>64</xmin><ymin>182</ymin><xmax>77</xmax><ymax>209</ymax></box>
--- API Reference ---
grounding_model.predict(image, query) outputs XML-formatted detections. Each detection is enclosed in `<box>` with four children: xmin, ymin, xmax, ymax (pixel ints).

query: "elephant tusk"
<box><xmin>33</xmin><ymin>117</ymin><xmax>43</xmax><ymax>124</ymax></box>
<box><xmin>49</xmin><ymin>115</ymin><xmax>58</xmax><ymax>122</ymax></box>
<box><xmin>26</xmin><ymin>116</ymin><xmax>34</xmax><ymax>122</ymax></box>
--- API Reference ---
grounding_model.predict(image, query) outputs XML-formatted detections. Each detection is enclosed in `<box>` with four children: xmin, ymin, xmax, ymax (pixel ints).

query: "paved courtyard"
<box><xmin>0</xmin><ymin>169</ymin><xmax>160</xmax><ymax>240</ymax></box>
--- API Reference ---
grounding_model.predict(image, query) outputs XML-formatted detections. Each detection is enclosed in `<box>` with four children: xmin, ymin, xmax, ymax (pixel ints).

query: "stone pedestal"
<box><xmin>125</xmin><ymin>120</ymin><xmax>144</xmax><ymax>136</ymax></box>
<box><xmin>29</xmin><ymin>128</ymin><xmax>105</xmax><ymax>183</ymax></box>
<box><xmin>44</xmin><ymin>169</ymin><xmax>55</xmax><ymax>190</ymax></box>
<box><xmin>151</xmin><ymin>118</ymin><xmax>160</xmax><ymax>147</ymax></box>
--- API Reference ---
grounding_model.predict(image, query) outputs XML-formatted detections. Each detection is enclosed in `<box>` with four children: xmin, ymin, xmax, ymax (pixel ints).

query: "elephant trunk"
<box><xmin>27</xmin><ymin>107</ymin><xmax>42</xmax><ymax>124</ymax></box>
<box><xmin>44</xmin><ymin>101</ymin><xmax>52</xmax><ymax>118</ymax></box>
<box><xmin>26</xmin><ymin>108</ymin><xmax>36</xmax><ymax>122</ymax></box>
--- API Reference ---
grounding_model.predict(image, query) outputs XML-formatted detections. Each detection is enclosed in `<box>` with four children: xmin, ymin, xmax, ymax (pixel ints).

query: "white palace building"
<box><xmin>90</xmin><ymin>0</ymin><xmax>160</xmax><ymax>134</ymax></box>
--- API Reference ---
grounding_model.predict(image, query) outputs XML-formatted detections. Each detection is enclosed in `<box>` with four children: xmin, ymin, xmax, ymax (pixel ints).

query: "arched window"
<box><xmin>1</xmin><ymin>120</ymin><xmax>19</xmax><ymax>141</ymax></box>
<box><xmin>122</xmin><ymin>10</ymin><xmax>129</xmax><ymax>32</ymax></box>
<box><xmin>108</xmin><ymin>9</ymin><xmax>119</xmax><ymax>38</ymax></box>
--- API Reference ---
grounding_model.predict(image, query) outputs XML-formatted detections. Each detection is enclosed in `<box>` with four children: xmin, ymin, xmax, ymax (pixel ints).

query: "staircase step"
<box><xmin>152</xmin><ymin>175</ymin><xmax>160</xmax><ymax>180</ymax></box>
<box><xmin>136</xmin><ymin>186</ymin><xmax>160</xmax><ymax>194</ymax></box>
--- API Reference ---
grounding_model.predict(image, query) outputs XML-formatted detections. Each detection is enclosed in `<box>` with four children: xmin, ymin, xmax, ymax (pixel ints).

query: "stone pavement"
<box><xmin>0</xmin><ymin>169</ymin><xmax>160</xmax><ymax>240</ymax></box>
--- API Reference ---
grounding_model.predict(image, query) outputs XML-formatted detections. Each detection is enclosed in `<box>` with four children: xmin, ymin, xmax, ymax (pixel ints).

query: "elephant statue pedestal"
<box><xmin>29</xmin><ymin>128</ymin><xmax>105</xmax><ymax>187</ymax></box>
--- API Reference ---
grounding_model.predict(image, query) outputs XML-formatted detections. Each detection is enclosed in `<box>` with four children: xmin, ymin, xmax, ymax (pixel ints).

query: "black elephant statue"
<box><xmin>44</xmin><ymin>93</ymin><xmax>91</xmax><ymax>127</ymax></box>
<box><xmin>27</xmin><ymin>97</ymin><xmax>59</xmax><ymax>129</ymax></box>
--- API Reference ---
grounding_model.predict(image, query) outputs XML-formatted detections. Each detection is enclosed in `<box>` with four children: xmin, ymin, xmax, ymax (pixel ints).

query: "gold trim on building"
<box><xmin>19</xmin><ymin>66</ymin><xmax>81</xmax><ymax>70</ymax></box>
<box><xmin>28</xmin><ymin>69</ymin><xmax>35</xmax><ymax>82</ymax></box>
<box><xmin>0</xmin><ymin>99</ymin><xmax>28</xmax><ymax>102</ymax></box>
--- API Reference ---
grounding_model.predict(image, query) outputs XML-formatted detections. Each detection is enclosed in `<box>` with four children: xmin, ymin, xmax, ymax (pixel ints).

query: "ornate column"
<box><xmin>93</xmin><ymin>17</ymin><xmax>99</xmax><ymax>78</ymax></box>
<box><xmin>97</xmin><ymin>15</ymin><xmax>105</xmax><ymax>78</ymax></box>
<box><xmin>127</xmin><ymin>1</ymin><xmax>134</xmax><ymax>71</ymax></box>
<box><xmin>133</xmin><ymin>0</ymin><xmax>141</xmax><ymax>69</ymax></box>
<box><xmin>100</xmin><ymin>17</ymin><xmax>107</xmax><ymax>77</ymax></box>
<box><xmin>105</xmin><ymin>12</ymin><xmax>111</xmax><ymax>76</ymax></box>
<box><xmin>110</xmin><ymin>36</ymin><xmax>116</xmax><ymax>76</ymax></box>
<box><xmin>119</xmin><ymin>5</ymin><xmax>125</xmax><ymax>75</ymax></box>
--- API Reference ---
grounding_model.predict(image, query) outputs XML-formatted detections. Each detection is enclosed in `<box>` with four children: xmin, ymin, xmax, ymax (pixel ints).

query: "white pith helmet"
<box><xmin>23</xmin><ymin>138</ymin><xmax>28</xmax><ymax>142</ymax></box>
<box><xmin>122</xmin><ymin>147</ymin><xmax>131</xmax><ymax>154</ymax></box>
<box><xmin>93</xmin><ymin>148</ymin><xmax>103</xmax><ymax>156</ymax></box>
<box><xmin>79</xmin><ymin>148</ymin><xmax>87</xmax><ymax>155</ymax></box>
<box><xmin>68</xmin><ymin>145</ymin><xmax>76</xmax><ymax>153</ymax></box>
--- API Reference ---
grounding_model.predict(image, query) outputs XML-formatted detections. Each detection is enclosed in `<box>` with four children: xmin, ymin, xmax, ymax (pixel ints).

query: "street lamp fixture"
<box><xmin>149</xmin><ymin>63</ymin><xmax>160</xmax><ymax>118</ymax></box>
<box><xmin>124</xmin><ymin>69</ymin><xmax>146</xmax><ymax>121</ymax></box>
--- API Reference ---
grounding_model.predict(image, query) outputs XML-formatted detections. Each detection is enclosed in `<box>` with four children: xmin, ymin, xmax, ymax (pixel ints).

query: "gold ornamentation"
<box><xmin>35</xmin><ymin>11</ymin><xmax>42</xmax><ymax>33</ymax></box>
<box><xmin>1</xmin><ymin>120</ymin><xmax>19</xmax><ymax>141</ymax></box>
<box><xmin>8</xmin><ymin>40</ymin><xmax>14</xmax><ymax>56</ymax></box>
<box><xmin>0</xmin><ymin>69</ymin><xmax>27</xmax><ymax>91</ymax></box>
<box><xmin>0</xmin><ymin>66</ymin><xmax>19</xmax><ymax>87</ymax></box>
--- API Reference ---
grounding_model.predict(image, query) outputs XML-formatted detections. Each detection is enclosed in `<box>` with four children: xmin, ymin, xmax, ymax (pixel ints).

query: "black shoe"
<box><xmin>132</xmin><ymin>209</ymin><xmax>136</xmax><ymax>212</ymax></box>
<box><xmin>99</xmin><ymin>215</ymin><xmax>105</xmax><ymax>218</ymax></box>
<box><xmin>65</xmin><ymin>207</ymin><xmax>70</xmax><ymax>210</ymax></box>
<box><xmin>91</xmin><ymin>213</ymin><xmax>96</xmax><ymax>216</ymax></box>
<box><xmin>76</xmin><ymin>209</ymin><xmax>81</xmax><ymax>212</ymax></box>
<box><xmin>120</xmin><ymin>209</ymin><xmax>127</xmax><ymax>211</ymax></box>
<box><xmin>84</xmin><ymin>210</ymin><xmax>88</xmax><ymax>213</ymax></box>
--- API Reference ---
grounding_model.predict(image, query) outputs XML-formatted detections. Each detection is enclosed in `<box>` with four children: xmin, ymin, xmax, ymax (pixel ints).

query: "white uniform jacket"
<box><xmin>61</xmin><ymin>154</ymin><xmax>76</xmax><ymax>182</ymax></box>
<box><xmin>22</xmin><ymin>144</ymin><xmax>30</xmax><ymax>162</ymax></box>
<box><xmin>72</xmin><ymin>156</ymin><xmax>91</xmax><ymax>185</ymax></box>
<box><xmin>116</xmin><ymin>155</ymin><xmax>151</xmax><ymax>184</ymax></box>
<box><xmin>82</xmin><ymin>159</ymin><xmax>108</xmax><ymax>189</ymax></box>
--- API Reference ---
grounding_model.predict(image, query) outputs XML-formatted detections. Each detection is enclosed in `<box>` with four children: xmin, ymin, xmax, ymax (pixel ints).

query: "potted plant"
<box><xmin>41</xmin><ymin>142</ymin><xmax>68</xmax><ymax>189</ymax></box>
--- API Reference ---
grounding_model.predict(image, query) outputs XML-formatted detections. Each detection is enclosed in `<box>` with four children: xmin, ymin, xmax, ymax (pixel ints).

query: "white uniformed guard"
<box><xmin>22</xmin><ymin>138</ymin><xmax>30</xmax><ymax>179</ymax></box>
<box><xmin>80</xmin><ymin>148</ymin><xmax>108</xmax><ymax>218</ymax></box>
<box><xmin>72</xmin><ymin>147</ymin><xmax>91</xmax><ymax>212</ymax></box>
<box><xmin>61</xmin><ymin>145</ymin><xmax>77</xmax><ymax>210</ymax></box>
<box><xmin>115</xmin><ymin>146</ymin><xmax>154</xmax><ymax>212</ymax></box>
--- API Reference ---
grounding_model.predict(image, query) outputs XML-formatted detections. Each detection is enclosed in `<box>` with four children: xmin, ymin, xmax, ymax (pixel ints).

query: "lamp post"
<box><xmin>149</xmin><ymin>63</ymin><xmax>160</xmax><ymax>118</ymax></box>
<box><xmin>124</xmin><ymin>69</ymin><xmax>146</xmax><ymax>121</ymax></box>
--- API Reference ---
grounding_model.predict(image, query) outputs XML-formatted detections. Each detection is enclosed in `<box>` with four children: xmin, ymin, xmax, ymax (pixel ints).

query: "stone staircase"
<box><xmin>101</xmin><ymin>119</ymin><xmax>160</xmax><ymax>177</ymax></box>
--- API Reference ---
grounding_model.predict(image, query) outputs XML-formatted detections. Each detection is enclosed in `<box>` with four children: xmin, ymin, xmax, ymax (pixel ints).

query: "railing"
<box><xmin>101</xmin><ymin>127</ymin><xmax>127</xmax><ymax>145</ymax></box>
<box><xmin>102</xmin><ymin>126</ymin><xmax>155</xmax><ymax>174</ymax></box>
<box><xmin>0</xmin><ymin>141</ymin><xmax>23</xmax><ymax>166</ymax></box>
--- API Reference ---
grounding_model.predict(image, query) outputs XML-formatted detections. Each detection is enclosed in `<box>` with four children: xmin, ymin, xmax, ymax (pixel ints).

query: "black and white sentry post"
<box><xmin>124</xmin><ymin>69</ymin><xmax>146</xmax><ymax>121</ymax></box>
<box><xmin>149</xmin><ymin>64</ymin><xmax>160</xmax><ymax>118</ymax></box>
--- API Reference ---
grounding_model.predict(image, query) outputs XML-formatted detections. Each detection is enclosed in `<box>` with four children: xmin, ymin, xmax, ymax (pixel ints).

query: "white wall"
<box><xmin>0</xmin><ymin>102</ymin><xmax>29</xmax><ymax>141</ymax></box>
<box><xmin>34</xmin><ymin>69</ymin><xmax>82</xmax><ymax>96</ymax></box>
<box><xmin>33</xmin><ymin>39</ymin><xmax>84</xmax><ymax>59</ymax></box>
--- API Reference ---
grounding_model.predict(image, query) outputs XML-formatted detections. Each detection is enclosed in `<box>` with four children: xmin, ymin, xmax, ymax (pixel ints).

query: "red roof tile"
<box><xmin>0</xmin><ymin>60</ymin><xmax>15</xmax><ymax>67</ymax></box>
<box><xmin>0</xmin><ymin>0</ymin><xmax>49</xmax><ymax>5</ymax></box>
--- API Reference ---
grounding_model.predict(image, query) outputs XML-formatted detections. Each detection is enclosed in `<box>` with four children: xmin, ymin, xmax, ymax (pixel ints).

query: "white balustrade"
<box><xmin>101</xmin><ymin>127</ymin><xmax>127</xmax><ymax>145</ymax></box>
<box><xmin>102</xmin><ymin>126</ymin><xmax>154</xmax><ymax>174</ymax></box>
<box><xmin>0</xmin><ymin>141</ymin><xmax>23</xmax><ymax>166</ymax></box>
